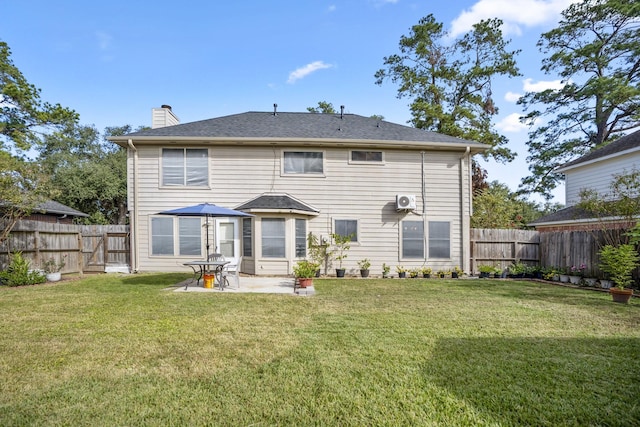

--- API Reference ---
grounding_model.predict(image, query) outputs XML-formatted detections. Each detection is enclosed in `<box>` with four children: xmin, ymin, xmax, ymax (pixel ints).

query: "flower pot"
<box><xmin>336</xmin><ymin>269</ymin><xmax>346</xmax><ymax>278</ymax></box>
<box><xmin>583</xmin><ymin>277</ymin><xmax>597</xmax><ymax>287</ymax></box>
<box><xmin>610</xmin><ymin>287</ymin><xmax>633</xmax><ymax>304</ymax></box>
<box><xmin>451</xmin><ymin>272</ymin><xmax>459</xmax><ymax>278</ymax></box>
<box><xmin>46</xmin><ymin>272</ymin><xmax>61</xmax><ymax>282</ymax></box>
<box><xmin>559</xmin><ymin>274</ymin><xmax>570</xmax><ymax>283</ymax></box>
<box><xmin>479</xmin><ymin>272</ymin><xmax>490</xmax><ymax>278</ymax></box>
<box><xmin>423</xmin><ymin>273</ymin><xmax>431</xmax><ymax>278</ymax></box>
<box><xmin>298</xmin><ymin>278</ymin><xmax>313</xmax><ymax>288</ymax></box>
<box><xmin>569</xmin><ymin>275</ymin><xmax>581</xmax><ymax>285</ymax></box>
<box><xmin>398</xmin><ymin>272</ymin><xmax>406</xmax><ymax>278</ymax></box>
<box><xmin>315</xmin><ymin>269</ymin><xmax>321</xmax><ymax>278</ymax></box>
<box><xmin>360</xmin><ymin>269</ymin><xmax>369</xmax><ymax>278</ymax></box>
<box><xmin>599</xmin><ymin>279</ymin><xmax>612</xmax><ymax>289</ymax></box>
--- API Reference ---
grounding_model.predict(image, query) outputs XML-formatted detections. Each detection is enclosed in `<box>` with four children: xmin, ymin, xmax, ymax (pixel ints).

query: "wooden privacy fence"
<box><xmin>470</xmin><ymin>228</ymin><xmax>540</xmax><ymax>274</ymax></box>
<box><xmin>0</xmin><ymin>220</ymin><xmax>130</xmax><ymax>274</ymax></box>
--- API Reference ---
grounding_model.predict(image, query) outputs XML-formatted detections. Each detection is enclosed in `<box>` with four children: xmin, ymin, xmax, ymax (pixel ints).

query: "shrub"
<box><xmin>0</xmin><ymin>252</ymin><xmax>46</xmax><ymax>287</ymax></box>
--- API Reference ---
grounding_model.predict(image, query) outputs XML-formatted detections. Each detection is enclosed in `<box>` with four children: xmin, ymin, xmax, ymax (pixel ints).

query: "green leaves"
<box><xmin>376</xmin><ymin>15</ymin><xmax>520</xmax><ymax>164</ymax></box>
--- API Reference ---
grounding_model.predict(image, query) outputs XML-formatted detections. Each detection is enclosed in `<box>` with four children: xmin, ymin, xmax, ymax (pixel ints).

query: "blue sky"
<box><xmin>3</xmin><ymin>0</ymin><xmax>578</xmax><ymax>203</ymax></box>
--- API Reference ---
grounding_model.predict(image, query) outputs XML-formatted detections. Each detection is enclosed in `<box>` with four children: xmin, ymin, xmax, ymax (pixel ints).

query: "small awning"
<box><xmin>235</xmin><ymin>193</ymin><xmax>320</xmax><ymax>216</ymax></box>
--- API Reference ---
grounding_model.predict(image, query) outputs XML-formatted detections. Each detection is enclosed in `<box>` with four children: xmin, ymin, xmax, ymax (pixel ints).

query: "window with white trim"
<box><xmin>151</xmin><ymin>217</ymin><xmax>201</xmax><ymax>256</ymax></box>
<box><xmin>350</xmin><ymin>150</ymin><xmax>383</xmax><ymax>163</ymax></box>
<box><xmin>283</xmin><ymin>151</ymin><xmax>323</xmax><ymax>174</ymax></box>
<box><xmin>295</xmin><ymin>219</ymin><xmax>306</xmax><ymax>258</ymax></box>
<box><xmin>334</xmin><ymin>219</ymin><xmax>358</xmax><ymax>242</ymax></box>
<box><xmin>428</xmin><ymin>221</ymin><xmax>450</xmax><ymax>258</ymax></box>
<box><xmin>242</xmin><ymin>218</ymin><xmax>252</xmax><ymax>257</ymax></box>
<box><xmin>402</xmin><ymin>220</ymin><xmax>424</xmax><ymax>258</ymax></box>
<box><xmin>262</xmin><ymin>218</ymin><xmax>286</xmax><ymax>258</ymax></box>
<box><xmin>162</xmin><ymin>148</ymin><xmax>208</xmax><ymax>186</ymax></box>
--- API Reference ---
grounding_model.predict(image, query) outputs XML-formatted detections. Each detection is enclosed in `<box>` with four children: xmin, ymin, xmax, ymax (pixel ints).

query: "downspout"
<box><xmin>421</xmin><ymin>151</ymin><xmax>427</xmax><ymax>264</ymax></box>
<box><xmin>127</xmin><ymin>139</ymin><xmax>139</xmax><ymax>273</ymax></box>
<box><xmin>460</xmin><ymin>147</ymin><xmax>470</xmax><ymax>273</ymax></box>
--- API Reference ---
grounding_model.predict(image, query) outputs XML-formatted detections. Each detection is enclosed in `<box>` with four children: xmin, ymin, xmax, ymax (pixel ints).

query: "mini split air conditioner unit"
<box><xmin>396</xmin><ymin>194</ymin><xmax>417</xmax><ymax>210</ymax></box>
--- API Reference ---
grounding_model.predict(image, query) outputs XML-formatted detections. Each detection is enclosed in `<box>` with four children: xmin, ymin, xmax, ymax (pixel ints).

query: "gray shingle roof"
<box><xmin>558</xmin><ymin>129</ymin><xmax>640</xmax><ymax>170</ymax></box>
<box><xmin>35</xmin><ymin>200</ymin><xmax>89</xmax><ymax>217</ymax></box>
<box><xmin>116</xmin><ymin>111</ymin><xmax>486</xmax><ymax>148</ymax></box>
<box><xmin>528</xmin><ymin>205</ymin><xmax>596</xmax><ymax>226</ymax></box>
<box><xmin>236</xmin><ymin>194</ymin><xmax>319</xmax><ymax>214</ymax></box>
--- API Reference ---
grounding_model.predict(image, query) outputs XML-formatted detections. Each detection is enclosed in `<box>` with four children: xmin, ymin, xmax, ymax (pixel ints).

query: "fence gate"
<box><xmin>80</xmin><ymin>226</ymin><xmax>130</xmax><ymax>273</ymax></box>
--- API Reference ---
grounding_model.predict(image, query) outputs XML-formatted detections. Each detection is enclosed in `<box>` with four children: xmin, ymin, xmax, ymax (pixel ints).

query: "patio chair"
<box><xmin>222</xmin><ymin>256</ymin><xmax>242</xmax><ymax>289</ymax></box>
<box><xmin>208</xmin><ymin>253</ymin><xmax>225</xmax><ymax>261</ymax></box>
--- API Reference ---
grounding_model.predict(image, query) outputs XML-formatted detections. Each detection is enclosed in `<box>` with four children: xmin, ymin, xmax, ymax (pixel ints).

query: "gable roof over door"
<box><xmin>109</xmin><ymin>111</ymin><xmax>488</xmax><ymax>153</ymax></box>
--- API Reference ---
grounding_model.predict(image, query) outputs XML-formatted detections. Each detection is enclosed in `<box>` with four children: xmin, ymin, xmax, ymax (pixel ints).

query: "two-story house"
<box><xmin>109</xmin><ymin>105</ymin><xmax>488</xmax><ymax>276</ymax></box>
<box><xmin>530</xmin><ymin>129</ymin><xmax>640</xmax><ymax>232</ymax></box>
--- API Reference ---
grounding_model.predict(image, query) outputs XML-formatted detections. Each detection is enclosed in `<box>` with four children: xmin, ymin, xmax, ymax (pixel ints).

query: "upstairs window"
<box><xmin>334</xmin><ymin>219</ymin><xmax>358</xmax><ymax>242</ymax></box>
<box><xmin>283</xmin><ymin>151</ymin><xmax>323</xmax><ymax>174</ymax></box>
<box><xmin>350</xmin><ymin>150</ymin><xmax>383</xmax><ymax>163</ymax></box>
<box><xmin>162</xmin><ymin>148</ymin><xmax>208</xmax><ymax>187</ymax></box>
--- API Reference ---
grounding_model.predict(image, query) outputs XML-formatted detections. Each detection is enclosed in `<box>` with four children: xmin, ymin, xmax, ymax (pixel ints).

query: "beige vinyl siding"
<box><xmin>565</xmin><ymin>153</ymin><xmax>640</xmax><ymax>206</ymax></box>
<box><xmin>129</xmin><ymin>143</ymin><xmax>470</xmax><ymax>274</ymax></box>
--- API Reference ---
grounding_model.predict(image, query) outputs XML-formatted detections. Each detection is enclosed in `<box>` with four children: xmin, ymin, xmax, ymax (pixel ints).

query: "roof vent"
<box><xmin>273</xmin><ymin>103</ymin><xmax>278</xmax><ymax>116</ymax></box>
<box><xmin>340</xmin><ymin>105</ymin><xmax>345</xmax><ymax>119</ymax></box>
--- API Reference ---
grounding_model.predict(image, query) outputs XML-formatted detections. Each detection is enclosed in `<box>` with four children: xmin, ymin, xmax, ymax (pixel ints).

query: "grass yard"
<box><xmin>0</xmin><ymin>274</ymin><xmax>639</xmax><ymax>426</ymax></box>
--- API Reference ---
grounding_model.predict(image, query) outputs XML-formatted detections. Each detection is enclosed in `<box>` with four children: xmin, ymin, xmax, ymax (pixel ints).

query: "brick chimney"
<box><xmin>152</xmin><ymin>104</ymin><xmax>179</xmax><ymax>129</ymax></box>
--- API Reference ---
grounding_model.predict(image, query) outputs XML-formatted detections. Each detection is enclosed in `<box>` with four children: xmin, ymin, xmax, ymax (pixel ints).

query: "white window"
<box><xmin>151</xmin><ymin>217</ymin><xmax>201</xmax><ymax>256</ymax></box>
<box><xmin>350</xmin><ymin>150</ymin><xmax>383</xmax><ymax>163</ymax></box>
<box><xmin>402</xmin><ymin>221</ymin><xmax>424</xmax><ymax>258</ymax></box>
<box><xmin>262</xmin><ymin>218</ymin><xmax>286</xmax><ymax>258</ymax></box>
<box><xmin>162</xmin><ymin>148</ymin><xmax>208</xmax><ymax>187</ymax></box>
<box><xmin>242</xmin><ymin>218</ymin><xmax>252</xmax><ymax>257</ymax></box>
<box><xmin>429</xmin><ymin>221</ymin><xmax>450</xmax><ymax>258</ymax></box>
<box><xmin>334</xmin><ymin>219</ymin><xmax>358</xmax><ymax>242</ymax></box>
<box><xmin>295</xmin><ymin>219</ymin><xmax>306</xmax><ymax>258</ymax></box>
<box><xmin>283</xmin><ymin>151</ymin><xmax>323</xmax><ymax>174</ymax></box>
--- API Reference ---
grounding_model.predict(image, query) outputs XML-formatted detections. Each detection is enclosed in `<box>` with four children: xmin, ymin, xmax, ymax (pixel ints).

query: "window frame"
<box><xmin>334</xmin><ymin>219</ymin><xmax>359</xmax><ymax>243</ymax></box>
<box><xmin>261</xmin><ymin>218</ymin><xmax>286</xmax><ymax>259</ymax></box>
<box><xmin>281</xmin><ymin>150</ymin><xmax>325</xmax><ymax>176</ymax></box>
<box><xmin>428</xmin><ymin>221</ymin><xmax>451</xmax><ymax>259</ymax></box>
<box><xmin>242</xmin><ymin>218</ymin><xmax>253</xmax><ymax>257</ymax></box>
<box><xmin>348</xmin><ymin>150</ymin><xmax>385</xmax><ymax>165</ymax></box>
<box><xmin>160</xmin><ymin>148</ymin><xmax>209</xmax><ymax>188</ymax></box>
<box><xmin>401</xmin><ymin>220</ymin><xmax>424</xmax><ymax>259</ymax></box>
<box><xmin>150</xmin><ymin>216</ymin><xmax>203</xmax><ymax>257</ymax></box>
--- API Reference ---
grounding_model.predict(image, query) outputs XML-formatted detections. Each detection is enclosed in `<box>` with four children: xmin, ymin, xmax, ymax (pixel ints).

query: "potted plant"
<box><xmin>478</xmin><ymin>264</ymin><xmax>494</xmax><ymax>278</ymax></box>
<box><xmin>292</xmin><ymin>260</ymin><xmax>319</xmax><ymax>288</ymax></box>
<box><xmin>307</xmin><ymin>232</ymin><xmax>329</xmax><ymax>277</ymax></box>
<box><xmin>331</xmin><ymin>233</ymin><xmax>352</xmax><ymax>278</ymax></box>
<box><xmin>409</xmin><ymin>268</ymin><xmax>420</xmax><ymax>278</ymax></box>
<box><xmin>508</xmin><ymin>261</ymin><xmax>527</xmax><ymax>278</ymax></box>
<box><xmin>437</xmin><ymin>269</ymin><xmax>448</xmax><ymax>278</ymax></box>
<box><xmin>451</xmin><ymin>266</ymin><xmax>463</xmax><ymax>278</ymax></box>
<box><xmin>382</xmin><ymin>263</ymin><xmax>391</xmax><ymax>278</ymax></box>
<box><xmin>42</xmin><ymin>255</ymin><xmax>66</xmax><ymax>282</ymax></box>
<box><xmin>357</xmin><ymin>258</ymin><xmax>371</xmax><ymax>278</ymax></box>
<box><xmin>599</xmin><ymin>244</ymin><xmax>639</xmax><ymax>303</ymax></box>
<box><xmin>396</xmin><ymin>265</ymin><xmax>407</xmax><ymax>278</ymax></box>
<box><xmin>569</xmin><ymin>263</ymin><xmax>586</xmax><ymax>285</ymax></box>
<box><xmin>421</xmin><ymin>266</ymin><xmax>432</xmax><ymax>278</ymax></box>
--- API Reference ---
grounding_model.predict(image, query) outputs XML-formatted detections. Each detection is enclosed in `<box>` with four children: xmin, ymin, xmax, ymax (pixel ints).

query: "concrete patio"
<box><xmin>172</xmin><ymin>275</ymin><xmax>315</xmax><ymax>295</ymax></box>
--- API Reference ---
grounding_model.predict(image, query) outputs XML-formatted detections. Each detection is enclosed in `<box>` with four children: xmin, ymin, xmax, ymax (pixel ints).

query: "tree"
<box><xmin>471</xmin><ymin>181</ymin><xmax>560</xmax><ymax>229</ymax></box>
<box><xmin>0</xmin><ymin>40</ymin><xmax>77</xmax><ymax>241</ymax></box>
<box><xmin>519</xmin><ymin>0</ymin><xmax>640</xmax><ymax>199</ymax></box>
<box><xmin>0</xmin><ymin>41</ymin><xmax>78</xmax><ymax>152</ymax></box>
<box><xmin>307</xmin><ymin>101</ymin><xmax>336</xmax><ymax>114</ymax></box>
<box><xmin>37</xmin><ymin>125</ymin><xmax>136</xmax><ymax>224</ymax></box>
<box><xmin>375</xmin><ymin>15</ymin><xmax>520</xmax><ymax>164</ymax></box>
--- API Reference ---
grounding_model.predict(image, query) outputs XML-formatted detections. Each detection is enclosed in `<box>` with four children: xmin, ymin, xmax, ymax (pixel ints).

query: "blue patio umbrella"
<box><xmin>159</xmin><ymin>203</ymin><xmax>252</xmax><ymax>258</ymax></box>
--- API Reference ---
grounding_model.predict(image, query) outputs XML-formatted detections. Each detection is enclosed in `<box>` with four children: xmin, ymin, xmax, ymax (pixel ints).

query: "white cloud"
<box><xmin>450</xmin><ymin>0</ymin><xmax>577</xmax><ymax>38</ymax></box>
<box><xmin>495</xmin><ymin>113</ymin><xmax>528</xmax><ymax>133</ymax></box>
<box><xmin>522</xmin><ymin>77</ymin><xmax>566</xmax><ymax>92</ymax></box>
<box><xmin>287</xmin><ymin>61</ymin><xmax>333</xmax><ymax>84</ymax></box>
<box><xmin>504</xmin><ymin>91</ymin><xmax>522</xmax><ymax>102</ymax></box>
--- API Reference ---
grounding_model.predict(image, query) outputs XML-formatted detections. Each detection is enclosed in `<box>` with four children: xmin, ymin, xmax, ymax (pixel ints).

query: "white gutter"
<box><xmin>127</xmin><ymin>139</ymin><xmax>139</xmax><ymax>273</ymax></box>
<box><xmin>460</xmin><ymin>147</ymin><xmax>470</xmax><ymax>273</ymax></box>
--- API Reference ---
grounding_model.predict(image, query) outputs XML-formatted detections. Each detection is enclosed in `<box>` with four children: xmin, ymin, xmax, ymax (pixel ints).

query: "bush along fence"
<box><xmin>0</xmin><ymin>220</ymin><xmax>130</xmax><ymax>275</ymax></box>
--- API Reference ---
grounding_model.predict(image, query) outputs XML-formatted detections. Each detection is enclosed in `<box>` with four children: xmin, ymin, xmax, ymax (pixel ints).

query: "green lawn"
<box><xmin>1</xmin><ymin>274</ymin><xmax>639</xmax><ymax>426</ymax></box>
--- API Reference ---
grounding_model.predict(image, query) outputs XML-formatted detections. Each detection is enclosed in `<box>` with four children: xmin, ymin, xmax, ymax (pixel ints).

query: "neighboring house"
<box><xmin>1</xmin><ymin>200</ymin><xmax>89</xmax><ymax>224</ymax></box>
<box><xmin>109</xmin><ymin>105</ymin><xmax>488</xmax><ymax>276</ymax></box>
<box><xmin>530</xmin><ymin>129</ymin><xmax>640</xmax><ymax>232</ymax></box>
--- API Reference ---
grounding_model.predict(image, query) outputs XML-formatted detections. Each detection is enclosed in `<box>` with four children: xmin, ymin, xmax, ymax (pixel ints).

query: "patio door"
<box><xmin>216</xmin><ymin>219</ymin><xmax>240</xmax><ymax>264</ymax></box>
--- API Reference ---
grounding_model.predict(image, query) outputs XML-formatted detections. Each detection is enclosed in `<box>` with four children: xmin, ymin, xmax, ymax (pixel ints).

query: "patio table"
<box><xmin>183</xmin><ymin>260</ymin><xmax>230</xmax><ymax>291</ymax></box>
